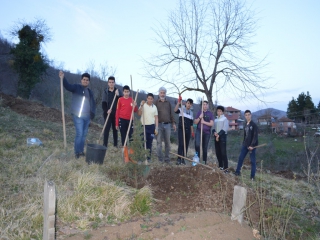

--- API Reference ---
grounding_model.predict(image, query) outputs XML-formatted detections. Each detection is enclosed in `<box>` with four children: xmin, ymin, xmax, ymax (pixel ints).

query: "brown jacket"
<box><xmin>154</xmin><ymin>98</ymin><xmax>175</xmax><ymax>124</ymax></box>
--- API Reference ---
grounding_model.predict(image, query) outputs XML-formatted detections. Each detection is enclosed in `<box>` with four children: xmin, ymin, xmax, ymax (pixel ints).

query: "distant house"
<box><xmin>224</xmin><ymin>106</ymin><xmax>242</xmax><ymax>130</ymax></box>
<box><xmin>276</xmin><ymin>117</ymin><xmax>296</xmax><ymax>134</ymax></box>
<box><xmin>257</xmin><ymin>114</ymin><xmax>277</xmax><ymax>126</ymax></box>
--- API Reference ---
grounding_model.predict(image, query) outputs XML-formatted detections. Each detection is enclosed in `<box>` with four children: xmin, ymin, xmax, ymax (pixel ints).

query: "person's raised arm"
<box><xmin>59</xmin><ymin>70</ymin><xmax>76</xmax><ymax>92</ymax></box>
<box><xmin>174</xmin><ymin>95</ymin><xmax>182</xmax><ymax>113</ymax></box>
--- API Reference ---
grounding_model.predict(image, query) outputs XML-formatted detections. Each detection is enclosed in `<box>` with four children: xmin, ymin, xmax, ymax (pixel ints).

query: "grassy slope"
<box><xmin>0</xmin><ymin>105</ymin><xmax>319</xmax><ymax>239</ymax></box>
<box><xmin>0</xmin><ymin>106</ymin><xmax>152</xmax><ymax>240</ymax></box>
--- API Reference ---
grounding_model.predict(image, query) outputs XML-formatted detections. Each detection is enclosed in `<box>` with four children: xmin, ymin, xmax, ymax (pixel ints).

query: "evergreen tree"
<box><xmin>10</xmin><ymin>21</ymin><xmax>50</xmax><ymax>98</ymax></box>
<box><xmin>287</xmin><ymin>91</ymin><xmax>316</xmax><ymax>123</ymax></box>
<box><xmin>287</xmin><ymin>97</ymin><xmax>299</xmax><ymax>120</ymax></box>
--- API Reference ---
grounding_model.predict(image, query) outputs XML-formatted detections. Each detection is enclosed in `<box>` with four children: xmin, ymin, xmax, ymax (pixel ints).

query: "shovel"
<box><xmin>122</xmin><ymin>88</ymin><xmax>139</xmax><ymax>163</ymax></box>
<box><xmin>170</xmin><ymin>152</ymin><xmax>215</xmax><ymax>171</ymax></box>
<box><xmin>141</xmin><ymin>102</ymin><xmax>149</xmax><ymax>165</ymax></box>
<box><xmin>59</xmin><ymin>72</ymin><xmax>67</xmax><ymax>149</ymax></box>
<box><xmin>199</xmin><ymin>96</ymin><xmax>204</xmax><ymax>160</ymax></box>
<box><xmin>98</xmin><ymin>93</ymin><xmax>117</xmax><ymax>145</ymax></box>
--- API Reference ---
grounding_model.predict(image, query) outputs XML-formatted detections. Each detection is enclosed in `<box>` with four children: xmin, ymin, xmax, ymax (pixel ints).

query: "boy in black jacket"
<box><xmin>101</xmin><ymin>76</ymin><xmax>122</xmax><ymax>148</ymax></box>
<box><xmin>174</xmin><ymin>97</ymin><xmax>194</xmax><ymax>165</ymax></box>
<box><xmin>234</xmin><ymin>110</ymin><xmax>258</xmax><ymax>179</ymax></box>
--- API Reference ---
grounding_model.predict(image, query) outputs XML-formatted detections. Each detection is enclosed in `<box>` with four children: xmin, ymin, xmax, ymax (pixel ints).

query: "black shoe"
<box><xmin>233</xmin><ymin>171</ymin><xmax>240</xmax><ymax>176</ymax></box>
<box><xmin>75</xmin><ymin>153</ymin><xmax>80</xmax><ymax>159</ymax></box>
<box><xmin>224</xmin><ymin>169</ymin><xmax>229</xmax><ymax>174</ymax></box>
<box><xmin>79</xmin><ymin>152</ymin><xmax>85</xmax><ymax>157</ymax></box>
<box><xmin>181</xmin><ymin>160</ymin><xmax>186</xmax><ymax>165</ymax></box>
<box><xmin>176</xmin><ymin>159</ymin><xmax>181</xmax><ymax>165</ymax></box>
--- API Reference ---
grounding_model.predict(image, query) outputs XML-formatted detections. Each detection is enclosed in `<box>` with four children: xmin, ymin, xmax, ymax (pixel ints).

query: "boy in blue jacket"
<box><xmin>59</xmin><ymin>70</ymin><xmax>96</xmax><ymax>158</ymax></box>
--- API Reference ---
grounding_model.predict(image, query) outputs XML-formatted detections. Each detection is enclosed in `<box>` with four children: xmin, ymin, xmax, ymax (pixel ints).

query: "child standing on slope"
<box><xmin>115</xmin><ymin>85</ymin><xmax>138</xmax><ymax>146</ymax></box>
<box><xmin>212</xmin><ymin>106</ymin><xmax>229</xmax><ymax>173</ymax></box>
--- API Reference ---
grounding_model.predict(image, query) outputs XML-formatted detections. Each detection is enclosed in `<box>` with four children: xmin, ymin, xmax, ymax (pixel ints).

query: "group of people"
<box><xmin>59</xmin><ymin>71</ymin><xmax>259</xmax><ymax>180</ymax></box>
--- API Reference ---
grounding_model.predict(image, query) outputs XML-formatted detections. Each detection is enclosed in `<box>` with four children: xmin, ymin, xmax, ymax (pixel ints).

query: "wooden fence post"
<box><xmin>43</xmin><ymin>181</ymin><xmax>56</xmax><ymax>240</ymax></box>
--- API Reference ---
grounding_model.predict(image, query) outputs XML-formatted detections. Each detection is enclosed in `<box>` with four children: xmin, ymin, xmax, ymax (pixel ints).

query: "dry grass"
<box><xmin>0</xmin><ymin>107</ymin><xmax>153</xmax><ymax>239</ymax></box>
<box><xmin>1</xmin><ymin>106</ymin><xmax>320</xmax><ymax>239</ymax></box>
<box><xmin>240</xmin><ymin>161</ymin><xmax>320</xmax><ymax>239</ymax></box>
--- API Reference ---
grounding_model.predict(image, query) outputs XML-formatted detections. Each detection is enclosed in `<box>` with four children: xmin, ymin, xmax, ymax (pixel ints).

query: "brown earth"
<box><xmin>0</xmin><ymin>93</ymin><xmax>102</xmax><ymax>131</ymax></box>
<box><xmin>1</xmin><ymin>93</ymin><xmax>261</xmax><ymax>239</ymax></box>
<box><xmin>64</xmin><ymin>164</ymin><xmax>261</xmax><ymax>240</ymax></box>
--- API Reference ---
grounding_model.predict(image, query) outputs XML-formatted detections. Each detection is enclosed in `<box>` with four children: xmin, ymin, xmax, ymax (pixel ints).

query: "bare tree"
<box><xmin>85</xmin><ymin>60</ymin><xmax>117</xmax><ymax>122</ymax></box>
<box><xmin>99</xmin><ymin>61</ymin><xmax>116</xmax><ymax>81</ymax></box>
<box><xmin>144</xmin><ymin>0</ymin><xmax>269</xmax><ymax>111</ymax></box>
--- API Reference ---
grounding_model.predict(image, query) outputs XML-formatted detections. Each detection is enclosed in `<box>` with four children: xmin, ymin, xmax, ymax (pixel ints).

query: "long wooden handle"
<box><xmin>123</xmin><ymin>90</ymin><xmax>139</xmax><ymax>147</ymax></box>
<box><xmin>98</xmin><ymin>93</ymin><xmax>117</xmax><ymax>144</ymax></box>
<box><xmin>142</xmin><ymin>103</ymin><xmax>148</xmax><ymax>165</ymax></box>
<box><xmin>252</xmin><ymin>143</ymin><xmax>267</xmax><ymax>149</ymax></box>
<box><xmin>60</xmin><ymin>76</ymin><xmax>67</xmax><ymax>149</ymax></box>
<box><xmin>199</xmin><ymin>96</ymin><xmax>204</xmax><ymax>159</ymax></box>
<box><xmin>180</xmin><ymin>98</ymin><xmax>186</xmax><ymax>157</ymax></box>
<box><xmin>170</xmin><ymin>152</ymin><xmax>214</xmax><ymax>170</ymax></box>
<box><xmin>142</xmin><ymin>104</ymin><xmax>147</xmax><ymax>150</ymax></box>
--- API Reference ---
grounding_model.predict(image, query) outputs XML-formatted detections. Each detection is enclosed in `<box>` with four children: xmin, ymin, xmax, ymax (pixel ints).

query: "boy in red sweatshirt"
<box><xmin>115</xmin><ymin>85</ymin><xmax>138</xmax><ymax>146</ymax></box>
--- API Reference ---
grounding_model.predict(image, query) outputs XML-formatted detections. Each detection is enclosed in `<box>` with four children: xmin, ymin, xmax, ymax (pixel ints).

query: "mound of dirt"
<box><xmin>65</xmin><ymin>165</ymin><xmax>261</xmax><ymax>240</ymax></box>
<box><xmin>1</xmin><ymin>93</ymin><xmax>73</xmax><ymax>123</ymax></box>
<box><xmin>145</xmin><ymin>165</ymin><xmax>235</xmax><ymax>214</ymax></box>
<box><xmin>0</xmin><ymin>93</ymin><xmax>101</xmax><ymax>130</ymax></box>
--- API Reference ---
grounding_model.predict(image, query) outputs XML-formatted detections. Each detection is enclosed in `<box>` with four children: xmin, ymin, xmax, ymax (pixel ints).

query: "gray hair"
<box><xmin>158</xmin><ymin>87</ymin><xmax>167</xmax><ymax>93</ymax></box>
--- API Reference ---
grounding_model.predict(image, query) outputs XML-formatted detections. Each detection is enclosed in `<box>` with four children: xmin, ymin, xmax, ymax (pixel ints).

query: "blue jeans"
<box><xmin>145</xmin><ymin>124</ymin><xmax>155</xmax><ymax>159</ymax></box>
<box><xmin>72</xmin><ymin>114</ymin><xmax>91</xmax><ymax>154</ymax></box>
<box><xmin>156</xmin><ymin>123</ymin><xmax>171</xmax><ymax>162</ymax></box>
<box><xmin>235</xmin><ymin>145</ymin><xmax>256</xmax><ymax>178</ymax></box>
<box><xmin>195</xmin><ymin>129</ymin><xmax>210</xmax><ymax>162</ymax></box>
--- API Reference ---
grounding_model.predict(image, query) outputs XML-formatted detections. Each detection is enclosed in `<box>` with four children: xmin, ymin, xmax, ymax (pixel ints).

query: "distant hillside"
<box><xmin>251</xmin><ymin>108</ymin><xmax>287</xmax><ymax>121</ymax></box>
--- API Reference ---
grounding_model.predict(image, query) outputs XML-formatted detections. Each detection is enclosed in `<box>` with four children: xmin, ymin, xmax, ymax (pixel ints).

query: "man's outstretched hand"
<box><xmin>59</xmin><ymin>70</ymin><xmax>64</xmax><ymax>79</ymax></box>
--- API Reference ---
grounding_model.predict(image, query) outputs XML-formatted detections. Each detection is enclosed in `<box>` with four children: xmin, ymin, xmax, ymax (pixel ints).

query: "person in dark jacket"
<box><xmin>101</xmin><ymin>76</ymin><xmax>122</xmax><ymax>148</ymax></box>
<box><xmin>59</xmin><ymin>70</ymin><xmax>96</xmax><ymax>158</ymax></box>
<box><xmin>194</xmin><ymin>101</ymin><xmax>214</xmax><ymax>165</ymax></box>
<box><xmin>234</xmin><ymin>110</ymin><xmax>259</xmax><ymax>180</ymax></box>
<box><xmin>174</xmin><ymin>97</ymin><xmax>194</xmax><ymax>165</ymax></box>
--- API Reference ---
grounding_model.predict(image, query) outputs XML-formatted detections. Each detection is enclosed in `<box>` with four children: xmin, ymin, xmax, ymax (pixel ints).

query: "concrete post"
<box><xmin>43</xmin><ymin>181</ymin><xmax>56</xmax><ymax>240</ymax></box>
<box><xmin>231</xmin><ymin>185</ymin><xmax>247</xmax><ymax>224</ymax></box>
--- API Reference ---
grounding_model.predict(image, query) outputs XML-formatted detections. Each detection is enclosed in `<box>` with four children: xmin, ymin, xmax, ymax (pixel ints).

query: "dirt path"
<box><xmin>65</xmin><ymin>212</ymin><xmax>255</xmax><ymax>240</ymax></box>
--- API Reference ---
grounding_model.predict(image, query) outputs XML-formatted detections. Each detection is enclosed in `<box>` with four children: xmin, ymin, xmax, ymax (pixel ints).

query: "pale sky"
<box><xmin>1</xmin><ymin>0</ymin><xmax>320</xmax><ymax>112</ymax></box>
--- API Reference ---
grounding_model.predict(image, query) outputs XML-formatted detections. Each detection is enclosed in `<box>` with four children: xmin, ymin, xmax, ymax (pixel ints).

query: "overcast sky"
<box><xmin>1</xmin><ymin>0</ymin><xmax>320</xmax><ymax>112</ymax></box>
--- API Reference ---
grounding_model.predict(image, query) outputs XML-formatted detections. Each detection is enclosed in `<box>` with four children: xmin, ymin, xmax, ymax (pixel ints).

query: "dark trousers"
<box><xmin>235</xmin><ymin>145</ymin><xmax>256</xmax><ymax>179</ymax></box>
<box><xmin>103</xmin><ymin>112</ymin><xmax>118</xmax><ymax>147</ymax></box>
<box><xmin>214</xmin><ymin>134</ymin><xmax>228</xmax><ymax>169</ymax></box>
<box><xmin>119</xmin><ymin>118</ymin><xmax>133</xmax><ymax>146</ymax></box>
<box><xmin>144</xmin><ymin>124</ymin><xmax>155</xmax><ymax>159</ymax></box>
<box><xmin>195</xmin><ymin>129</ymin><xmax>210</xmax><ymax>162</ymax></box>
<box><xmin>177</xmin><ymin>128</ymin><xmax>191</xmax><ymax>162</ymax></box>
